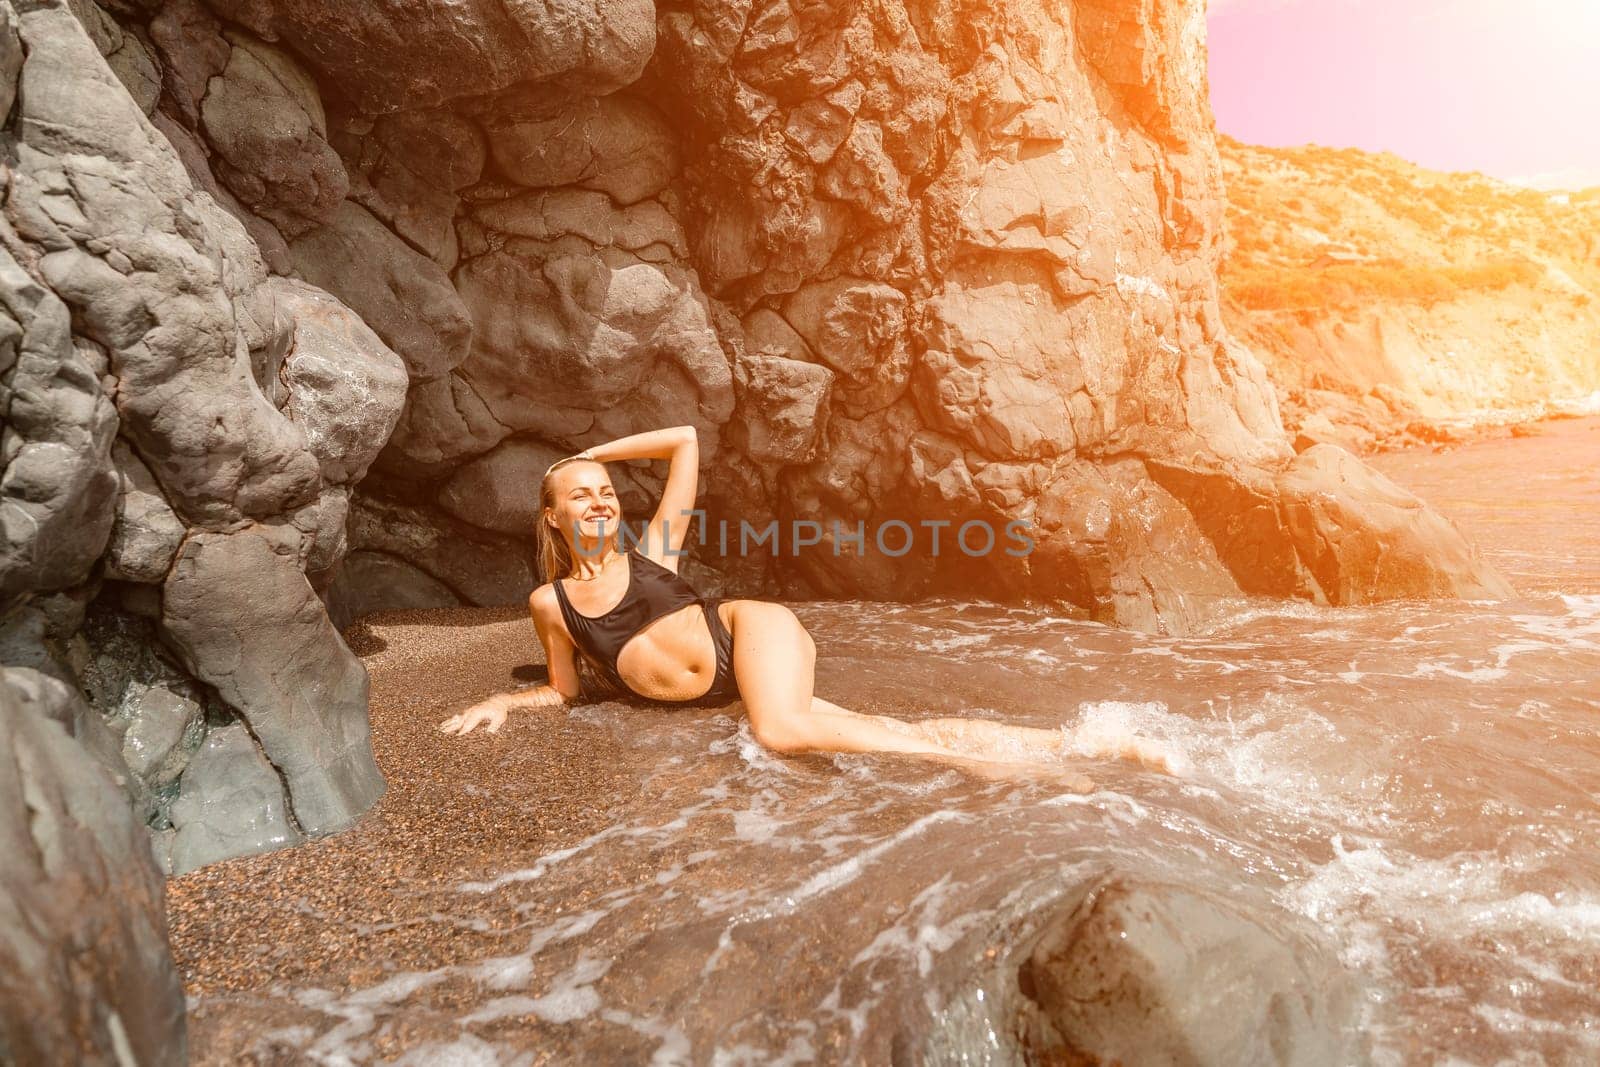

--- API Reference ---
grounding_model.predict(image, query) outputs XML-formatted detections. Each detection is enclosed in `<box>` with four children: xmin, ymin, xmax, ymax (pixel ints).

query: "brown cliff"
<box><xmin>1</xmin><ymin>0</ymin><xmax>1510</xmax><ymax>893</ymax></box>
<box><xmin>1218</xmin><ymin>133</ymin><xmax>1600</xmax><ymax>454</ymax></box>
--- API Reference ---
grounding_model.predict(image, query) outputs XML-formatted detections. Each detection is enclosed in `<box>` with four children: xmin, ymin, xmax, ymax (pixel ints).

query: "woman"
<box><xmin>437</xmin><ymin>426</ymin><xmax>1187</xmax><ymax>780</ymax></box>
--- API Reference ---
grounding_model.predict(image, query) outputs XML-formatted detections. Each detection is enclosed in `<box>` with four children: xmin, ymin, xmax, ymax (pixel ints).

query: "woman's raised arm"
<box><xmin>588</xmin><ymin>425</ymin><xmax>700</xmax><ymax>560</ymax></box>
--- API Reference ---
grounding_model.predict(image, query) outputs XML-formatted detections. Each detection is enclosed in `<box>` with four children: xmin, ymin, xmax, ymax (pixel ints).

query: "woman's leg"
<box><xmin>722</xmin><ymin>602</ymin><xmax>1097</xmax><ymax>782</ymax></box>
<box><xmin>724</xmin><ymin>600</ymin><xmax>969</xmax><ymax>759</ymax></box>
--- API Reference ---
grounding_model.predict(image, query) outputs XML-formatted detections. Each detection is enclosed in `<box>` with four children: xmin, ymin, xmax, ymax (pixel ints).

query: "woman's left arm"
<box><xmin>588</xmin><ymin>426</ymin><xmax>699</xmax><ymax>558</ymax></box>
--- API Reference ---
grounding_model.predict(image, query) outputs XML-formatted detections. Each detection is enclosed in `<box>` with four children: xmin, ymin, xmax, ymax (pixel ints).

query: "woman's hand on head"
<box><xmin>439</xmin><ymin>694</ymin><xmax>510</xmax><ymax>736</ymax></box>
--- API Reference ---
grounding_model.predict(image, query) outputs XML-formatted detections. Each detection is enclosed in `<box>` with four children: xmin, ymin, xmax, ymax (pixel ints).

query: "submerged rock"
<box><xmin>1011</xmin><ymin>876</ymin><xmax>1366</xmax><ymax>1065</ymax></box>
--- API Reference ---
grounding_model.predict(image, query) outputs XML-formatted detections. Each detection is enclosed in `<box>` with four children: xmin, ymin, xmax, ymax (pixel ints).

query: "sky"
<box><xmin>1206</xmin><ymin>0</ymin><xmax>1600</xmax><ymax>187</ymax></box>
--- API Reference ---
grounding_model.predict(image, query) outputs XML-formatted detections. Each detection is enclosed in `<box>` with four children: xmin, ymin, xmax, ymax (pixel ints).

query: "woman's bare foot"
<box><xmin>1059</xmin><ymin>721</ymin><xmax>1195</xmax><ymax>778</ymax></box>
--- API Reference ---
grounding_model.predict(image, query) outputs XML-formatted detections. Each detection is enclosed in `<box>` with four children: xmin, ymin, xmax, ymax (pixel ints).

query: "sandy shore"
<box><xmin>166</xmin><ymin>606</ymin><xmax>665</xmax><ymax>1057</ymax></box>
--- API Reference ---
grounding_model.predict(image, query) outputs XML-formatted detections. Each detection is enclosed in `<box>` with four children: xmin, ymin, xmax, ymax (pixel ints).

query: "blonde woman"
<box><xmin>438</xmin><ymin>426</ymin><xmax>1187</xmax><ymax>781</ymax></box>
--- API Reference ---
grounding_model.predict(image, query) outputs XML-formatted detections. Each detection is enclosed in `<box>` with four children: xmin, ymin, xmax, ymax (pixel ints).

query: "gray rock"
<box><xmin>104</xmin><ymin>439</ymin><xmax>186</xmax><ymax>584</ymax></box>
<box><xmin>148</xmin><ymin>0</ymin><xmax>230</xmax><ymax>127</ymax></box>
<box><xmin>451</xmin><ymin>236</ymin><xmax>733</xmax><ymax>441</ymax></box>
<box><xmin>80</xmin><ymin>604</ymin><xmax>209</xmax><ymax>824</ymax></box>
<box><xmin>289</xmin><ymin>200</ymin><xmax>472</xmax><ymax>384</ymax></box>
<box><xmin>333</xmin><ymin>108</ymin><xmax>485</xmax><ymax>269</ymax></box>
<box><xmin>1013</xmin><ymin>876</ymin><xmax>1366</xmax><ymax>1066</ymax></box>
<box><xmin>168</xmin><ymin>723</ymin><xmax>303</xmax><ymax>875</ymax></box>
<box><xmin>1</xmin><ymin>665</ymin><xmax>150</xmax><ymax>821</ymax></box>
<box><xmin>69</xmin><ymin>0</ymin><xmax>160</xmax><ymax>115</ymax></box>
<box><xmin>783</xmin><ymin>277</ymin><xmax>911</xmax><ymax>417</ymax></box>
<box><xmin>0</xmin><ymin>243</ymin><xmax>119</xmax><ymax>601</ymax></box>
<box><xmin>150</xmin><ymin>108</ymin><xmax>294</xmax><ymax>275</ymax></box>
<box><xmin>436</xmin><ymin>437</ymin><xmax>658</xmax><ymax>536</ymax></box>
<box><xmin>485</xmin><ymin>94</ymin><xmax>678</xmax><ymax>204</ymax></box>
<box><xmin>9</xmin><ymin>0</ymin><xmax>323</xmax><ymax>527</ymax></box>
<box><xmin>0</xmin><ymin>666</ymin><xmax>186</xmax><ymax>1067</ymax></box>
<box><xmin>289</xmin><ymin>482</ymin><xmax>351</xmax><ymax>579</ymax></box>
<box><xmin>322</xmin><ymin>549</ymin><xmax>462</xmax><ymax>630</ymax></box>
<box><xmin>270</xmin><ymin>276</ymin><xmax>409</xmax><ymax>484</ymax></box>
<box><xmin>202</xmin><ymin>0</ymin><xmax>656</xmax><ymax>112</ymax></box>
<box><xmin>119</xmin><ymin>683</ymin><xmax>202</xmax><ymax>787</ymax></box>
<box><xmin>200</xmin><ymin>29</ymin><xmax>348</xmax><ymax>236</ymax></box>
<box><xmin>160</xmin><ymin>523</ymin><xmax>384</xmax><ymax>834</ymax></box>
<box><xmin>347</xmin><ymin>494</ymin><xmax>535</xmax><ymax>606</ymax></box>
<box><xmin>729</xmin><ymin>350</ymin><xmax>834</xmax><ymax>463</ymax></box>
<box><xmin>0</xmin><ymin>3</ymin><xmax>20</xmax><ymax>118</ymax></box>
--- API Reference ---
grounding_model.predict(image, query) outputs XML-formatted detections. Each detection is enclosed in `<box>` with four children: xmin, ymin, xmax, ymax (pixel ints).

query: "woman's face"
<box><xmin>545</xmin><ymin>462</ymin><xmax>621</xmax><ymax>546</ymax></box>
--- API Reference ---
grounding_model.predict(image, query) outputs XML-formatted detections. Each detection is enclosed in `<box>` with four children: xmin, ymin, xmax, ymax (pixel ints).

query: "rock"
<box><xmin>484</xmin><ymin>94</ymin><xmax>678</xmax><ymax>204</ymax></box>
<box><xmin>1404</xmin><ymin>419</ymin><xmax>1464</xmax><ymax>444</ymax></box>
<box><xmin>0</xmin><ymin>2</ymin><xmax>20</xmax><ymax>118</ymax></box>
<box><xmin>437</xmin><ymin>437</ymin><xmax>658</xmax><ymax>536</ymax></box>
<box><xmin>80</xmin><ymin>605</ymin><xmax>211</xmax><ymax>826</ymax></box>
<box><xmin>1143</xmin><ymin>446</ymin><xmax>1515</xmax><ymax>605</ymax></box>
<box><xmin>0</xmin><ymin>239</ymin><xmax>120</xmax><ymax>602</ymax></box>
<box><xmin>289</xmin><ymin>482</ymin><xmax>351</xmax><ymax>579</ymax></box>
<box><xmin>71</xmin><ymin>0</ymin><xmax>160</xmax><ymax>114</ymax></box>
<box><xmin>729</xmin><ymin>350</ymin><xmax>834</xmax><ymax>463</ymax></box>
<box><xmin>0</xmin><ymin>667</ymin><xmax>186</xmax><ymax>1067</ymax></box>
<box><xmin>269</xmin><ymin>277</ymin><xmax>409</xmax><ymax>484</ymax></box>
<box><xmin>201</xmin><ymin>0</ymin><xmax>656</xmax><ymax>112</ymax></box>
<box><xmin>1013</xmin><ymin>875</ymin><xmax>1365</xmax><ymax>1066</ymax></box>
<box><xmin>168</xmin><ymin>723</ymin><xmax>303</xmax><ymax>875</ymax></box>
<box><xmin>160</xmin><ymin>524</ymin><xmax>385</xmax><ymax>834</ymax></box>
<box><xmin>118</xmin><ymin>683</ymin><xmax>203</xmax><ymax>788</ymax></box>
<box><xmin>914</xmin><ymin>279</ymin><xmax>1080</xmax><ymax>458</ymax></box>
<box><xmin>322</xmin><ymin>550</ymin><xmax>462</xmax><ymax>630</ymax></box>
<box><xmin>148</xmin><ymin>0</ymin><xmax>231</xmax><ymax>123</ymax></box>
<box><xmin>104</xmin><ymin>439</ymin><xmax>186</xmax><ymax>584</ymax></box>
<box><xmin>199</xmin><ymin>29</ymin><xmax>348</xmax><ymax>236</ymax></box>
<box><xmin>9</xmin><ymin>1</ymin><xmax>323</xmax><ymax>528</ymax></box>
<box><xmin>332</xmin><ymin>108</ymin><xmax>485</xmax><ymax>269</ymax></box>
<box><xmin>290</xmin><ymin>200</ymin><xmax>472</xmax><ymax>384</ymax></box>
<box><xmin>389</xmin><ymin>214</ymin><xmax>733</xmax><ymax>471</ymax></box>
<box><xmin>1275</xmin><ymin>444</ymin><xmax>1514</xmax><ymax>602</ymax></box>
<box><xmin>150</xmin><ymin>109</ymin><xmax>295</xmax><ymax>275</ymax></box>
<box><xmin>346</xmin><ymin>494</ymin><xmax>536</xmax><ymax>605</ymax></box>
<box><xmin>435</xmin><ymin>437</ymin><xmax>566</xmax><ymax>536</ymax></box>
<box><xmin>783</xmin><ymin>277</ymin><xmax>910</xmax><ymax>417</ymax></box>
<box><xmin>1292</xmin><ymin>411</ymin><xmax>1372</xmax><ymax>455</ymax></box>
<box><xmin>1</xmin><ymin>662</ymin><xmax>152</xmax><ymax>822</ymax></box>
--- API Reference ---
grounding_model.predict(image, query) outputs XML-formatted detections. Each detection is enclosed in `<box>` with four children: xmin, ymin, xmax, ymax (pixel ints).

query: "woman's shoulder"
<box><xmin>529</xmin><ymin>582</ymin><xmax>561</xmax><ymax>616</ymax></box>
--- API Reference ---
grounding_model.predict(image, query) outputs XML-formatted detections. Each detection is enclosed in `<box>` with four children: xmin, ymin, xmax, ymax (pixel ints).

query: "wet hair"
<box><xmin>536</xmin><ymin>456</ymin><xmax>626</xmax><ymax>702</ymax></box>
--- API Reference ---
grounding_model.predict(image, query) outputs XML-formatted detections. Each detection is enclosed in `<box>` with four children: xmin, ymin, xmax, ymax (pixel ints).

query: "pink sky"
<box><xmin>1206</xmin><ymin>0</ymin><xmax>1600</xmax><ymax>186</ymax></box>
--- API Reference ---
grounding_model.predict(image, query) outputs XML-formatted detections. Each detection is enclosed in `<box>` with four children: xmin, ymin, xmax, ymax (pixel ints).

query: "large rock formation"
<box><xmin>0</xmin><ymin>0</ymin><xmax>1520</xmax><ymax>1056</ymax></box>
<box><xmin>3</xmin><ymin>0</ymin><xmax>1511</xmax><ymax>901</ymax></box>
<box><xmin>1</xmin><ymin>0</ymin><xmax>401</xmax><ymax>880</ymax></box>
<box><xmin>0</xmin><ymin>668</ymin><xmax>187</xmax><ymax>1066</ymax></box>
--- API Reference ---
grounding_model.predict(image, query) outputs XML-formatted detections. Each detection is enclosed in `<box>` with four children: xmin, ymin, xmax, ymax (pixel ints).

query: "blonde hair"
<box><xmin>536</xmin><ymin>456</ymin><xmax>626</xmax><ymax>702</ymax></box>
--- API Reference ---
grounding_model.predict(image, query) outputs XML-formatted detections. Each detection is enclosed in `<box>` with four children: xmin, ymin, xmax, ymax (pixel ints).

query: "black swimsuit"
<box><xmin>552</xmin><ymin>549</ymin><xmax>742</xmax><ymax>707</ymax></box>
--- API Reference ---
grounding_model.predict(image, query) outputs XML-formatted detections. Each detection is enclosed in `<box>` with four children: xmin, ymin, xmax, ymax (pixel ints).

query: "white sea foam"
<box><xmin>460</xmin><ymin>955</ymin><xmax>611</xmax><ymax>1025</ymax></box>
<box><xmin>1284</xmin><ymin>834</ymin><xmax>1600</xmax><ymax>976</ymax></box>
<box><xmin>392</xmin><ymin>1033</ymin><xmax>512</xmax><ymax>1067</ymax></box>
<box><xmin>1410</xmin><ymin>661</ymin><xmax>1509</xmax><ymax>683</ymax></box>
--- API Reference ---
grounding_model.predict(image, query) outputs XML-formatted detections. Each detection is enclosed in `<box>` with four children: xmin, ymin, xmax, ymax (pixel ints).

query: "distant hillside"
<box><xmin>1217</xmin><ymin>132</ymin><xmax>1600</xmax><ymax>452</ymax></box>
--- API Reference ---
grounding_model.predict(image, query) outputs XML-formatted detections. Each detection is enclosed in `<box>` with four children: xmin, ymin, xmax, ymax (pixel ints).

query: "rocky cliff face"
<box><xmin>1</xmin><ymin>0</ymin><xmax>1519</xmax><ymax>1056</ymax></box>
<box><xmin>1217</xmin><ymin>133</ymin><xmax>1600</xmax><ymax>454</ymax></box>
<box><xmin>1</xmin><ymin>0</ymin><xmax>1512</xmax><ymax>960</ymax></box>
